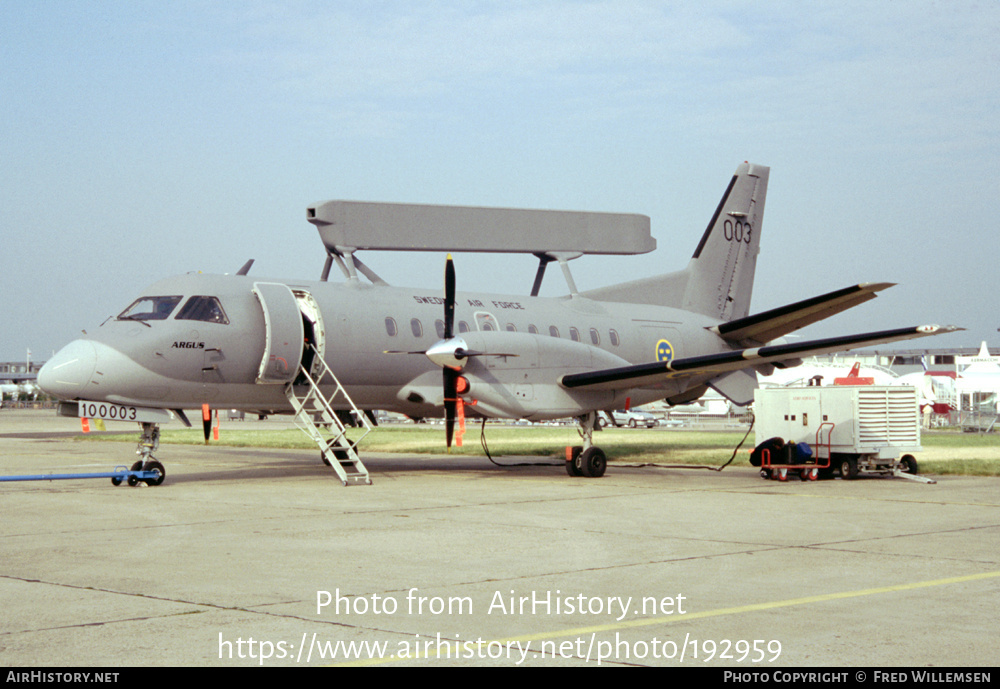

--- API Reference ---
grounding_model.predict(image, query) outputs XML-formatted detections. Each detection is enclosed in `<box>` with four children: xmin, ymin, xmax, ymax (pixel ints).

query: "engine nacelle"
<box><xmin>397</xmin><ymin>331</ymin><xmax>631</xmax><ymax>420</ymax></box>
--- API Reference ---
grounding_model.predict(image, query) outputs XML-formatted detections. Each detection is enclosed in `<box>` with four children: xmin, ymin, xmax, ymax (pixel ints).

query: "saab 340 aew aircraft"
<box><xmin>38</xmin><ymin>163</ymin><xmax>958</xmax><ymax>485</ymax></box>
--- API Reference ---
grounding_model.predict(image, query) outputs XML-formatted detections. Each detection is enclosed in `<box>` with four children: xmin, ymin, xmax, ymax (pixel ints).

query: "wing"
<box><xmin>560</xmin><ymin>325</ymin><xmax>962</xmax><ymax>391</ymax></box>
<box><xmin>712</xmin><ymin>283</ymin><xmax>894</xmax><ymax>345</ymax></box>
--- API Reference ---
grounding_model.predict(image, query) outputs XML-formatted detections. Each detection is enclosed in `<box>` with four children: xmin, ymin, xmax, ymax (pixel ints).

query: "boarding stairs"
<box><xmin>285</xmin><ymin>344</ymin><xmax>373</xmax><ymax>486</ymax></box>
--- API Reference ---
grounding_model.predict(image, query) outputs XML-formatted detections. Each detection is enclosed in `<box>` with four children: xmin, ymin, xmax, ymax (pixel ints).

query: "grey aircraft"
<box><xmin>37</xmin><ymin>163</ymin><xmax>959</xmax><ymax>485</ymax></box>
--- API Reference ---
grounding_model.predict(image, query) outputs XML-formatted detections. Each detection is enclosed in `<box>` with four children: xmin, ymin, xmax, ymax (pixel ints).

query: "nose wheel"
<box><xmin>116</xmin><ymin>423</ymin><xmax>167</xmax><ymax>486</ymax></box>
<box><xmin>119</xmin><ymin>459</ymin><xmax>165</xmax><ymax>486</ymax></box>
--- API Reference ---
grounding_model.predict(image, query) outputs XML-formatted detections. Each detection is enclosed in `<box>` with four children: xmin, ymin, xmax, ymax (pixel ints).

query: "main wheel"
<box><xmin>580</xmin><ymin>447</ymin><xmax>607</xmax><ymax>478</ymax></box>
<box><xmin>566</xmin><ymin>446</ymin><xmax>584</xmax><ymax>477</ymax></box>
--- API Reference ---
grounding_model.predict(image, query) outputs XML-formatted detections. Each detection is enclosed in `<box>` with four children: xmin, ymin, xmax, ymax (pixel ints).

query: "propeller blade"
<box><xmin>443</xmin><ymin>367</ymin><xmax>457</xmax><ymax>449</ymax></box>
<box><xmin>444</xmin><ymin>254</ymin><xmax>455</xmax><ymax>340</ymax></box>
<box><xmin>443</xmin><ymin>254</ymin><xmax>457</xmax><ymax>450</ymax></box>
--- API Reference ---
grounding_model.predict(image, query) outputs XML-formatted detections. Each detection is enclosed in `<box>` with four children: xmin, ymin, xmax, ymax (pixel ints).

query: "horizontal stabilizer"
<box><xmin>560</xmin><ymin>325</ymin><xmax>962</xmax><ymax>391</ymax></box>
<box><xmin>713</xmin><ymin>283</ymin><xmax>894</xmax><ymax>345</ymax></box>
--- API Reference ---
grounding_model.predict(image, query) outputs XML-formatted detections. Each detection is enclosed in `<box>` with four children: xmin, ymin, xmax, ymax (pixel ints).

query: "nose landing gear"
<box><xmin>119</xmin><ymin>422</ymin><xmax>166</xmax><ymax>487</ymax></box>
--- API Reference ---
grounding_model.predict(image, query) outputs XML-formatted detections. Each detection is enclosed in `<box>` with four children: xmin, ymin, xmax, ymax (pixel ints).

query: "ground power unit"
<box><xmin>753</xmin><ymin>386</ymin><xmax>934</xmax><ymax>483</ymax></box>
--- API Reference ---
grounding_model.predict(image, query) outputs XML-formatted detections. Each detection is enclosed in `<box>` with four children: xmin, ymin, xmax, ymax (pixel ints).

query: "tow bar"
<box><xmin>0</xmin><ymin>463</ymin><xmax>165</xmax><ymax>487</ymax></box>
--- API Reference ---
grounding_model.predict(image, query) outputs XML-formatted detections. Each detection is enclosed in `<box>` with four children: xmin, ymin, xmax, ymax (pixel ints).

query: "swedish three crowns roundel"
<box><xmin>655</xmin><ymin>339</ymin><xmax>674</xmax><ymax>363</ymax></box>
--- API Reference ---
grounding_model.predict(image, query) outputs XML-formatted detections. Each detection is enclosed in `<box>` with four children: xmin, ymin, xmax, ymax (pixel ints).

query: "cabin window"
<box><xmin>435</xmin><ymin>319</ymin><xmax>446</xmax><ymax>339</ymax></box>
<box><xmin>458</xmin><ymin>321</ymin><xmax>470</xmax><ymax>333</ymax></box>
<box><xmin>117</xmin><ymin>296</ymin><xmax>182</xmax><ymax>322</ymax></box>
<box><xmin>385</xmin><ymin>317</ymin><xmax>398</xmax><ymax>336</ymax></box>
<box><xmin>569</xmin><ymin>327</ymin><xmax>580</xmax><ymax>342</ymax></box>
<box><xmin>549</xmin><ymin>326</ymin><xmax>560</xmax><ymax>338</ymax></box>
<box><xmin>410</xmin><ymin>318</ymin><xmax>423</xmax><ymax>337</ymax></box>
<box><xmin>176</xmin><ymin>296</ymin><xmax>229</xmax><ymax>325</ymax></box>
<box><xmin>506</xmin><ymin>323</ymin><xmax>517</xmax><ymax>332</ymax></box>
<box><xmin>528</xmin><ymin>324</ymin><xmax>539</xmax><ymax>335</ymax></box>
<box><xmin>609</xmin><ymin>329</ymin><xmax>620</xmax><ymax>346</ymax></box>
<box><xmin>590</xmin><ymin>328</ymin><xmax>600</xmax><ymax>345</ymax></box>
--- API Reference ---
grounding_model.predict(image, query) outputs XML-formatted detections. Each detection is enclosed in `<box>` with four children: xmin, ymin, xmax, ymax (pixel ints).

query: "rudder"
<box><xmin>682</xmin><ymin>162</ymin><xmax>769</xmax><ymax>321</ymax></box>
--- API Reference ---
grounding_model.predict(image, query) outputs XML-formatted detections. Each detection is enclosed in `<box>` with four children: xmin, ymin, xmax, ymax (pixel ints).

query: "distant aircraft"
<box><xmin>0</xmin><ymin>372</ymin><xmax>39</xmax><ymax>404</ymax></box>
<box><xmin>37</xmin><ymin>163</ymin><xmax>960</xmax><ymax>485</ymax></box>
<box><xmin>894</xmin><ymin>371</ymin><xmax>956</xmax><ymax>415</ymax></box>
<box><xmin>0</xmin><ymin>383</ymin><xmax>21</xmax><ymax>400</ymax></box>
<box><xmin>758</xmin><ymin>360</ymin><xmax>898</xmax><ymax>388</ymax></box>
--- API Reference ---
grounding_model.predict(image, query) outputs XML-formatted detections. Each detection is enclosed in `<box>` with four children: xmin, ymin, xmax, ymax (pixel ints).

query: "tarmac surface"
<box><xmin>1</xmin><ymin>409</ymin><xmax>998</xmax><ymax>667</ymax></box>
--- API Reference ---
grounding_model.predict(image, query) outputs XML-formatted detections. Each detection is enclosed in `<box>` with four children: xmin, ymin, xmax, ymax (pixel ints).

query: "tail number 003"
<box><xmin>723</xmin><ymin>219</ymin><xmax>752</xmax><ymax>244</ymax></box>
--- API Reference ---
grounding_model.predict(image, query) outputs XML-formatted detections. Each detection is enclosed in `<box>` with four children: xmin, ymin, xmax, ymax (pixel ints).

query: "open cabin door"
<box><xmin>253</xmin><ymin>282</ymin><xmax>304</xmax><ymax>384</ymax></box>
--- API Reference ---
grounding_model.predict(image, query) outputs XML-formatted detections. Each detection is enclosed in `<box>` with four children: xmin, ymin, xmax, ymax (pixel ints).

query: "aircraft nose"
<box><xmin>38</xmin><ymin>340</ymin><xmax>98</xmax><ymax>399</ymax></box>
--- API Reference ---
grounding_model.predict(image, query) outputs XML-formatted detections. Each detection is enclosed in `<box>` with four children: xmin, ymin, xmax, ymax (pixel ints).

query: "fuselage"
<box><xmin>39</xmin><ymin>271</ymin><xmax>730</xmax><ymax>421</ymax></box>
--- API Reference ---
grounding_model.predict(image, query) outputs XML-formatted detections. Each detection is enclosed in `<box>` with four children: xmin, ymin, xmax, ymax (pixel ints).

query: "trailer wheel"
<box><xmin>128</xmin><ymin>460</ymin><xmax>143</xmax><ymax>487</ymax></box>
<box><xmin>839</xmin><ymin>456</ymin><xmax>859</xmax><ymax>480</ymax></box>
<box><xmin>899</xmin><ymin>455</ymin><xmax>919</xmax><ymax>475</ymax></box>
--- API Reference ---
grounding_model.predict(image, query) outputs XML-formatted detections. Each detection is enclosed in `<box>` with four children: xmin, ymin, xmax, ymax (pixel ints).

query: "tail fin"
<box><xmin>579</xmin><ymin>162</ymin><xmax>768</xmax><ymax>321</ymax></box>
<box><xmin>682</xmin><ymin>162</ymin><xmax>768</xmax><ymax>320</ymax></box>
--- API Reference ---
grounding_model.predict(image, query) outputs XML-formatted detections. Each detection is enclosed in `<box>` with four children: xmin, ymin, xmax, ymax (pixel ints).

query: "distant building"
<box><xmin>809</xmin><ymin>346</ymin><xmax>988</xmax><ymax>376</ymax></box>
<box><xmin>0</xmin><ymin>361</ymin><xmax>44</xmax><ymax>382</ymax></box>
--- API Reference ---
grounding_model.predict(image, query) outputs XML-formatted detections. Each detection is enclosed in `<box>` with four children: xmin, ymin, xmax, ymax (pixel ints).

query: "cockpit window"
<box><xmin>176</xmin><ymin>296</ymin><xmax>229</xmax><ymax>324</ymax></box>
<box><xmin>117</xmin><ymin>296</ymin><xmax>183</xmax><ymax>321</ymax></box>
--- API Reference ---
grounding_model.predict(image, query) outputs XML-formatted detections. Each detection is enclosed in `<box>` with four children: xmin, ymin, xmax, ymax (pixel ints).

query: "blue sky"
<box><xmin>2</xmin><ymin>1</ymin><xmax>998</xmax><ymax>362</ymax></box>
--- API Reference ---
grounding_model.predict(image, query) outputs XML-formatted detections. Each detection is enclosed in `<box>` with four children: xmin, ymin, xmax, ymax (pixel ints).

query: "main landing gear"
<box><xmin>115</xmin><ymin>422</ymin><xmax>166</xmax><ymax>487</ymax></box>
<box><xmin>566</xmin><ymin>411</ymin><xmax>607</xmax><ymax>478</ymax></box>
